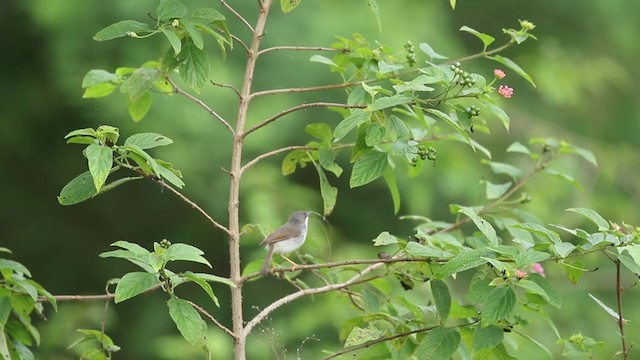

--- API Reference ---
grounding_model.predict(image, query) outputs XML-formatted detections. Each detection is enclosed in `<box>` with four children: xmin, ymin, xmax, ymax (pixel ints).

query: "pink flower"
<box><xmin>515</xmin><ymin>269</ymin><xmax>528</xmax><ymax>279</ymax></box>
<box><xmin>494</xmin><ymin>69</ymin><xmax>506</xmax><ymax>79</ymax></box>
<box><xmin>498</xmin><ymin>85</ymin><xmax>514</xmax><ymax>98</ymax></box>
<box><xmin>531</xmin><ymin>263</ymin><xmax>545</xmax><ymax>277</ymax></box>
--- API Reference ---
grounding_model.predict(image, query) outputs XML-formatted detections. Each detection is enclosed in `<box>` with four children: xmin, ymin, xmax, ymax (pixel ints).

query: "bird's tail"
<box><xmin>260</xmin><ymin>246</ymin><xmax>274</xmax><ymax>275</ymax></box>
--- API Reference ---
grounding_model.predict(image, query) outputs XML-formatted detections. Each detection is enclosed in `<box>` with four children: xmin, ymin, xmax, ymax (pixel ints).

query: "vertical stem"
<box><xmin>615</xmin><ymin>260</ymin><xmax>628</xmax><ymax>359</ymax></box>
<box><xmin>228</xmin><ymin>1</ymin><xmax>273</xmax><ymax>359</ymax></box>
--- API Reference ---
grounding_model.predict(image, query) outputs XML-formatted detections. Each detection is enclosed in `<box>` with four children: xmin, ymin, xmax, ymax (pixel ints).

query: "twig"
<box><xmin>231</xmin><ymin>33</ymin><xmax>250</xmax><ymax>54</ymax></box>
<box><xmin>243</xmin><ymin>264</ymin><xmax>387</xmax><ymax>337</ymax></box>
<box><xmin>251</xmin><ymin>81</ymin><xmax>365</xmax><ymax>99</ymax></box>
<box><xmin>167</xmin><ymin>77</ymin><xmax>235</xmax><ymax>134</ymax></box>
<box><xmin>448</xmin><ymin>41</ymin><xmax>514</xmax><ymax>64</ymax></box>
<box><xmin>243</xmin><ymin>102</ymin><xmax>366</xmax><ymax>137</ymax></box>
<box><xmin>258</xmin><ymin>46</ymin><xmax>339</xmax><ymax>56</ymax></box>
<box><xmin>151</xmin><ymin>177</ymin><xmax>231</xmax><ymax>235</ymax></box>
<box><xmin>212</xmin><ymin>81</ymin><xmax>242</xmax><ymax>98</ymax></box>
<box><xmin>220</xmin><ymin>0</ymin><xmax>254</xmax><ymax>32</ymax></box>
<box><xmin>241</xmin><ymin>143</ymin><xmax>352</xmax><ymax>173</ymax></box>
<box><xmin>187</xmin><ymin>300</ymin><xmax>236</xmax><ymax>338</ymax></box>
<box><xmin>38</xmin><ymin>294</ymin><xmax>115</xmax><ymax>302</ymax></box>
<box><xmin>615</xmin><ymin>260</ymin><xmax>629</xmax><ymax>359</ymax></box>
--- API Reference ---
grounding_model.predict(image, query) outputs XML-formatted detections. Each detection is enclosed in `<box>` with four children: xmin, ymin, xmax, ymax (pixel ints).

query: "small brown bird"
<box><xmin>260</xmin><ymin>211</ymin><xmax>310</xmax><ymax>275</ymax></box>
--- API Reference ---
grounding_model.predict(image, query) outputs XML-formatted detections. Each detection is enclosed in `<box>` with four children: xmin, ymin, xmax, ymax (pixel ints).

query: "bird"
<box><xmin>260</xmin><ymin>211</ymin><xmax>310</xmax><ymax>275</ymax></box>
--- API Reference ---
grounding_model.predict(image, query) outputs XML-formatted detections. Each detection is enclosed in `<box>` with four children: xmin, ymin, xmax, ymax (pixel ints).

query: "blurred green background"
<box><xmin>1</xmin><ymin>0</ymin><xmax>639</xmax><ymax>359</ymax></box>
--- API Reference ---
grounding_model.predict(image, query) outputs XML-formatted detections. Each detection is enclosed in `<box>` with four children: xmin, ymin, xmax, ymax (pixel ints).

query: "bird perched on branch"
<box><xmin>260</xmin><ymin>211</ymin><xmax>310</xmax><ymax>275</ymax></box>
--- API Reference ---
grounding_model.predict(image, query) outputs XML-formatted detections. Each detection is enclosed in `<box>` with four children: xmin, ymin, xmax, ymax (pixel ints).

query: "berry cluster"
<box><xmin>450</xmin><ymin>62</ymin><xmax>476</xmax><ymax>87</ymax></box>
<box><xmin>411</xmin><ymin>145</ymin><xmax>437</xmax><ymax>166</ymax></box>
<box><xmin>159</xmin><ymin>239</ymin><xmax>172</xmax><ymax>248</ymax></box>
<box><xmin>404</xmin><ymin>41</ymin><xmax>416</xmax><ymax>67</ymax></box>
<box><xmin>465</xmin><ymin>104</ymin><xmax>480</xmax><ymax>118</ymax></box>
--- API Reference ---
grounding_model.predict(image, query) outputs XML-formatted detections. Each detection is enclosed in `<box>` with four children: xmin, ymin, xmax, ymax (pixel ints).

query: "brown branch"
<box><xmin>212</xmin><ymin>81</ymin><xmax>242</xmax><ymax>98</ymax></box>
<box><xmin>615</xmin><ymin>260</ymin><xmax>629</xmax><ymax>359</ymax></box>
<box><xmin>448</xmin><ymin>40</ymin><xmax>515</xmax><ymax>64</ymax></box>
<box><xmin>38</xmin><ymin>294</ymin><xmax>115</xmax><ymax>302</ymax></box>
<box><xmin>251</xmin><ymin>81</ymin><xmax>364</xmax><ymax>99</ymax></box>
<box><xmin>258</xmin><ymin>46</ymin><xmax>339</xmax><ymax>56</ymax></box>
<box><xmin>243</xmin><ymin>102</ymin><xmax>366</xmax><ymax>138</ymax></box>
<box><xmin>240</xmin><ymin>143</ymin><xmax>352</xmax><ymax>173</ymax></box>
<box><xmin>166</xmin><ymin>77</ymin><xmax>234</xmax><ymax>134</ymax></box>
<box><xmin>231</xmin><ymin>33</ymin><xmax>250</xmax><ymax>54</ymax></box>
<box><xmin>220</xmin><ymin>0</ymin><xmax>254</xmax><ymax>32</ymax></box>
<box><xmin>187</xmin><ymin>300</ymin><xmax>236</xmax><ymax>339</ymax></box>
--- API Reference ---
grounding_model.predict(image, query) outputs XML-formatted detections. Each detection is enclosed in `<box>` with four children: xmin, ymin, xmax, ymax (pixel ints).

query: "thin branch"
<box><xmin>212</xmin><ymin>81</ymin><xmax>242</xmax><ymax>98</ymax></box>
<box><xmin>187</xmin><ymin>300</ymin><xmax>236</xmax><ymax>338</ymax></box>
<box><xmin>615</xmin><ymin>260</ymin><xmax>629</xmax><ymax>359</ymax></box>
<box><xmin>231</xmin><ymin>33</ymin><xmax>250</xmax><ymax>54</ymax></box>
<box><xmin>219</xmin><ymin>0</ymin><xmax>254</xmax><ymax>32</ymax></box>
<box><xmin>243</xmin><ymin>263</ymin><xmax>387</xmax><ymax>337</ymax></box>
<box><xmin>39</xmin><ymin>294</ymin><xmax>115</xmax><ymax>302</ymax></box>
<box><xmin>251</xmin><ymin>81</ymin><xmax>365</xmax><ymax>99</ymax></box>
<box><xmin>151</xmin><ymin>177</ymin><xmax>231</xmax><ymax>235</ymax></box>
<box><xmin>241</xmin><ymin>143</ymin><xmax>352</xmax><ymax>173</ymax></box>
<box><xmin>448</xmin><ymin>41</ymin><xmax>514</xmax><ymax>64</ymax></box>
<box><xmin>243</xmin><ymin>102</ymin><xmax>366</xmax><ymax>138</ymax></box>
<box><xmin>258</xmin><ymin>46</ymin><xmax>339</xmax><ymax>56</ymax></box>
<box><xmin>167</xmin><ymin>77</ymin><xmax>235</xmax><ymax>134</ymax></box>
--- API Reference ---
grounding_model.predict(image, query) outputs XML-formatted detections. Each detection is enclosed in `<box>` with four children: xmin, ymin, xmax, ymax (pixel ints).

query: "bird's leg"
<box><xmin>280</xmin><ymin>254</ymin><xmax>300</xmax><ymax>268</ymax></box>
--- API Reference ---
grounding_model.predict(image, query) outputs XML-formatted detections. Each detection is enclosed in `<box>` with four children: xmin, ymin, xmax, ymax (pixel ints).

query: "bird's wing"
<box><xmin>259</xmin><ymin>224</ymin><xmax>301</xmax><ymax>246</ymax></box>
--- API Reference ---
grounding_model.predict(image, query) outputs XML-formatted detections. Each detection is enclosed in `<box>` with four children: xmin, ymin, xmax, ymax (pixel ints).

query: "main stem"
<box><xmin>228</xmin><ymin>1</ymin><xmax>272</xmax><ymax>360</ymax></box>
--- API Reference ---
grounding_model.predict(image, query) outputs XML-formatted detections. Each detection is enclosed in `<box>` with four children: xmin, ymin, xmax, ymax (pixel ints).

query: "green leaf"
<box><xmin>128</xmin><ymin>92</ymin><xmax>152</xmax><ymax>122</ymax></box>
<box><xmin>281</xmin><ymin>0</ymin><xmax>302</xmax><ymax>13</ymax></box>
<box><xmin>527</xmin><ymin>273</ymin><xmax>561</xmax><ymax>308</ymax></box>
<box><xmin>313</xmin><ymin>161</ymin><xmax>337</xmax><ymax>216</ymax></box>
<box><xmin>561</xmin><ymin>260</ymin><xmax>586</xmax><ymax>285</ymax></box>
<box><xmin>566</xmin><ymin>208</ymin><xmax>609</xmax><ymax>231</ymax></box>
<box><xmin>82</xmin><ymin>70</ymin><xmax>118</xmax><ymax>88</ymax></box>
<box><xmin>157</xmin><ymin>0</ymin><xmax>188</xmax><ymax>21</ymax></box>
<box><xmin>507</xmin><ymin>141</ymin><xmax>530</xmax><ymax>155</ymax></box>
<box><xmin>511</xmin><ymin>223</ymin><xmax>561</xmax><ymax>243</ymax></box>
<box><xmin>165</xmin><ymin>243</ymin><xmax>211</xmax><ymax>267</ymax></box>
<box><xmin>305</xmin><ymin>123</ymin><xmax>333</xmax><ymax>142</ymax></box>
<box><xmin>431</xmin><ymin>279</ymin><xmax>451</xmax><ymax>323</ymax></box>
<box><xmin>473</xmin><ymin>325</ymin><xmax>503</xmax><ymax>352</ymax></box>
<box><xmin>553</xmin><ymin>242</ymin><xmax>576</xmax><ymax>258</ymax></box>
<box><xmin>588</xmin><ymin>293</ymin><xmax>624</xmax><ymax>323</ymax></box>
<box><xmin>86</xmin><ymin>144</ymin><xmax>113</xmax><ymax>192</ymax></box>
<box><xmin>191</xmin><ymin>8</ymin><xmax>226</xmax><ymax>23</ymax></box>
<box><xmin>114</xmin><ymin>272</ymin><xmax>159</xmax><ymax>303</ymax></box>
<box><xmin>449</xmin><ymin>0</ymin><xmax>456</xmax><ymax>9</ymax></box>
<box><xmin>157</xmin><ymin>161</ymin><xmax>185</xmax><ymax>189</ymax></box>
<box><xmin>489</xmin><ymin>55</ymin><xmax>535</xmax><ymax>87</ymax></box>
<box><xmin>125</xmin><ymin>133</ymin><xmax>173</xmax><ymax>150</ymax></box>
<box><xmin>458</xmin><ymin>207</ymin><xmax>499</xmax><ymax>245</ymax></box>
<box><xmin>559</xmin><ymin>142</ymin><xmax>597</xmax><ymax>166</ymax></box>
<box><xmin>372</xmin><ymin>231</ymin><xmax>397</xmax><ymax>246</ymax></box>
<box><xmin>309</xmin><ymin>54</ymin><xmax>337</xmax><ymax>67</ymax></box>
<box><xmin>418</xmin><ymin>42</ymin><xmax>448</xmax><ymax>60</ymax></box>
<box><xmin>367</xmin><ymin>95</ymin><xmax>415</xmax><ymax>111</ymax></box>
<box><xmin>382</xmin><ymin>167</ymin><xmax>400</xmax><ymax>214</ymax></box>
<box><xmin>544</xmin><ymin>169</ymin><xmax>584</xmax><ymax>191</ymax></box>
<box><xmin>515</xmin><ymin>331</ymin><xmax>553</xmax><ymax>359</ymax></box>
<box><xmin>365</xmin><ymin>0</ymin><xmax>382</xmax><ymax>33</ymax></box>
<box><xmin>167</xmin><ymin>298</ymin><xmax>207</xmax><ymax>345</ymax></box>
<box><xmin>58</xmin><ymin>171</ymin><xmax>98</xmax><ymax>205</ymax></box>
<box><xmin>345</xmin><ymin>326</ymin><xmax>382</xmax><ymax>347</ymax></box>
<box><xmin>161</xmin><ymin>28</ymin><xmax>182</xmax><ymax>55</ymax></box>
<box><xmin>485</xmin><ymin>181</ymin><xmax>512</xmax><ymax>200</ymax></box>
<box><xmin>425</xmin><ymin>109</ymin><xmax>472</xmax><ymax>148</ymax></box>
<box><xmin>83</xmin><ymin>83</ymin><xmax>117</xmax><ymax>98</ymax></box>
<box><xmin>188</xmin><ymin>272</ymin><xmax>235</xmax><ymax>288</ymax></box>
<box><xmin>481</xmin><ymin>160</ymin><xmax>522</xmax><ymax>180</ymax></box>
<box><xmin>0</xmin><ymin>298</ymin><xmax>10</xmax><ymax>326</ymax></box>
<box><xmin>0</xmin><ymin>259</ymin><xmax>31</xmax><ymax>277</ymax></box>
<box><xmin>318</xmin><ymin>146</ymin><xmax>343</xmax><ymax>177</ymax></box>
<box><xmin>460</xmin><ymin>26</ymin><xmax>495</xmax><ymax>50</ymax></box>
<box><xmin>182</xmin><ymin>272</ymin><xmax>220</xmax><ymax>307</ymax></box>
<box><xmin>178</xmin><ymin>42</ymin><xmax>209</xmax><ymax>92</ymax></box>
<box><xmin>365</xmin><ymin>122</ymin><xmax>386</xmax><ymax>147</ymax></box>
<box><xmin>93</xmin><ymin>20</ymin><xmax>151</xmax><ymax>41</ymax></box>
<box><xmin>349</xmin><ymin>151</ymin><xmax>388</xmax><ymax>188</ymax></box>
<box><xmin>180</xmin><ymin>19</ymin><xmax>204</xmax><ymax>50</ymax></box>
<box><xmin>0</xmin><ymin>331</ymin><xmax>11</xmax><ymax>360</ymax></box>
<box><xmin>124</xmin><ymin>68</ymin><xmax>160</xmax><ymax>102</ymax></box>
<box><xmin>484</xmin><ymin>102</ymin><xmax>510</xmax><ymax>131</ymax></box>
<box><xmin>515</xmin><ymin>250</ymin><xmax>550</xmax><ymax>267</ymax></box>
<box><xmin>414</xmin><ymin>328</ymin><xmax>460</xmax><ymax>360</ymax></box>
<box><xmin>333</xmin><ymin>110</ymin><xmax>371</xmax><ymax>142</ymax></box>
<box><xmin>481</xmin><ymin>287</ymin><xmax>516</xmax><ymax>326</ymax></box>
<box><xmin>437</xmin><ymin>249</ymin><xmax>490</xmax><ymax>278</ymax></box>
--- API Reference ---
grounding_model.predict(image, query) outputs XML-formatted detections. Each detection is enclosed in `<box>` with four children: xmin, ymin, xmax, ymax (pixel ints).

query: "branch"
<box><xmin>240</xmin><ymin>143</ymin><xmax>352</xmax><ymax>173</ymax></box>
<box><xmin>615</xmin><ymin>260</ymin><xmax>629</xmax><ymax>359</ymax></box>
<box><xmin>167</xmin><ymin>77</ymin><xmax>234</xmax><ymax>134</ymax></box>
<box><xmin>243</xmin><ymin>263</ymin><xmax>387</xmax><ymax>337</ymax></box>
<box><xmin>258</xmin><ymin>46</ymin><xmax>339</xmax><ymax>56</ymax></box>
<box><xmin>251</xmin><ymin>81</ymin><xmax>364</xmax><ymax>99</ymax></box>
<box><xmin>187</xmin><ymin>300</ymin><xmax>236</xmax><ymax>339</ymax></box>
<box><xmin>38</xmin><ymin>294</ymin><xmax>114</xmax><ymax>302</ymax></box>
<box><xmin>321</xmin><ymin>320</ymin><xmax>479</xmax><ymax>360</ymax></box>
<box><xmin>211</xmin><ymin>81</ymin><xmax>242</xmax><ymax>98</ymax></box>
<box><xmin>448</xmin><ymin>40</ymin><xmax>515</xmax><ymax>64</ymax></box>
<box><xmin>219</xmin><ymin>0</ymin><xmax>254</xmax><ymax>32</ymax></box>
<box><xmin>230</xmin><ymin>33</ymin><xmax>250</xmax><ymax>54</ymax></box>
<box><xmin>243</xmin><ymin>102</ymin><xmax>366</xmax><ymax>137</ymax></box>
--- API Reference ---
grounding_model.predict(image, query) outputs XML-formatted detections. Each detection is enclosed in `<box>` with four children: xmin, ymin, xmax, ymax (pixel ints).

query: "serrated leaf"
<box><xmin>561</xmin><ymin>260</ymin><xmax>586</xmax><ymax>285</ymax></box>
<box><xmin>333</xmin><ymin>110</ymin><xmax>371</xmax><ymax>142</ymax></box>
<box><xmin>459</xmin><ymin>207</ymin><xmax>499</xmax><ymax>245</ymax></box>
<box><xmin>566</xmin><ymin>208</ymin><xmax>609</xmax><ymax>231</ymax></box>
<box><xmin>86</xmin><ymin>144</ymin><xmax>113</xmax><ymax>192</ymax></box>
<box><xmin>166</xmin><ymin>243</ymin><xmax>211</xmax><ymax>267</ymax></box>
<box><xmin>82</xmin><ymin>70</ymin><xmax>118</xmax><ymax>88</ymax></box>
<box><xmin>161</xmin><ymin>28</ymin><xmax>182</xmax><ymax>55</ymax></box>
<box><xmin>349</xmin><ymin>150</ymin><xmax>388</xmax><ymax>188</ymax></box>
<box><xmin>365</xmin><ymin>122</ymin><xmax>385</xmax><ymax>146</ymax></box>
<box><xmin>93</xmin><ymin>20</ymin><xmax>151</xmax><ymax>41</ymax></box>
<box><xmin>372</xmin><ymin>231</ymin><xmax>397</xmax><ymax>246</ymax></box>
<box><xmin>490</xmin><ymin>55</ymin><xmax>535</xmax><ymax>87</ymax></box>
<box><xmin>180</xmin><ymin>19</ymin><xmax>203</xmax><ymax>50</ymax></box>
<box><xmin>515</xmin><ymin>251</ymin><xmax>550</xmax><ymax>267</ymax></box>
<box><xmin>431</xmin><ymin>279</ymin><xmax>451</xmax><ymax>322</ymax></box>
<box><xmin>157</xmin><ymin>0</ymin><xmax>188</xmax><ymax>21</ymax></box>
<box><xmin>418</xmin><ymin>42</ymin><xmax>448</xmax><ymax>60</ymax></box>
<box><xmin>367</xmin><ymin>95</ymin><xmax>415</xmax><ymax>111</ymax></box>
<box><xmin>414</xmin><ymin>328</ymin><xmax>460</xmax><ymax>360</ymax></box>
<box><xmin>437</xmin><ymin>249</ymin><xmax>490</xmax><ymax>278</ymax></box>
<box><xmin>528</xmin><ymin>273</ymin><xmax>561</xmax><ymax>308</ymax></box>
<box><xmin>345</xmin><ymin>326</ymin><xmax>382</xmax><ymax>347</ymax></box>
<box><xmin>481</xmin><ymin>287</ymin><xmax>516</xmax><ymax>326</ymax></box>
<box><xmin>114</xmin><ymin>272</ymin><xmax>159</xmax><ymax>303</ymax></box>
<box><xmin>281</xmin><ymin>0</ymin><xmax>302</xmax><ymax>13</ymax></box>
<box><xmin>179</xmin><ymin>42</ymin><xmax>209</xmax><ymax>92</ymax></box>
<box><xmin>128</xmin><ymin>92</ymin><xmax>152</xmax><ymax>122</ymax></box>
<box><xmin>511</xmin><ymin>223</ymin><xmax>561</xmax><ymax>244</ymax></box>
<box><xmin>168</xmin><ymin>298</ymin><xmax>207</xmax><ymax>345</ymax></box>
<box><xmin>460</xmin><ymin>26</ymin><xmax>495</xmax><ymax>50</ymax></box>
<box><xmin>553</xmin><ymin>242</ymin><xmax>576</xmax><ymax>258</ymax></box>
<box><xmin>125</xmin><ymin>68</ymin><xmax>160</xmax><ymax>102</ymax></box>
<box><xmin>125</xmin><ymin>133</ymin><xmax>173</xmax><ymax>150</ymax></box>
<box><xmin>473</xmin><ymin>325</ymin><xmax>503</xmax><ymax>352</ymax></box>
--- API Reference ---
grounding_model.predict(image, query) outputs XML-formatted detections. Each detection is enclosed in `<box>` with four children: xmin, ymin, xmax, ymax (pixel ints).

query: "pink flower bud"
<box><xmin>531</xmin><ymin>263</ymin><xmax>545</xmax><ymax>277</ymax></box>
<box><xmin>498</xmin><ymin>85</ymin><xmax>514</xmax><ymax>99</ymax></box>
<box><xmin>494</xmin><ymin>69</ymin><xmax>506</xmax><ymax>79</ymax></box>
<box><xmin>515</xmin><ymin>269</ymin><xmax>528</xmax><ymax>279</ymax></box>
